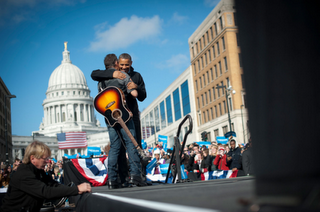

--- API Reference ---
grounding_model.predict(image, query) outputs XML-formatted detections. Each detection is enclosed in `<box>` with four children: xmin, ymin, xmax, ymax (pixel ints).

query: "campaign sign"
<box><xmin>196</xmin><ymin>141</ymin><xmax>212</xmax><ymax>148</ymax></box>
<box><xmin>224</xmin><ymin>131</ymin><xmax>236</xmax><ymax>138</ymax></box>
<box><xmin>180</xmin><ymin>164</ymin><xmax>188</xmax><ymax>179</ymax></box>
<box><xmin>158</xmin><ymin>135</ymin><xmax>168</xmax><ymax>143</ymax></box>
<box><xmin>216</xmin><ymin>136</ymin><xmax>228</xmax><ymax>144</ymax></box>
<box><xmin>141</xmin><ymin>139</ymin><xmax>147</xmax><ymax>149</ymax></box>
<box><xmin>146</xmin><ymin>158</ymin><xmax>158</xmax><ymax>173</ymax></box>
<box><xmin>159</xmin><ymin>164</ymin><xmax>171</xmax><ymax>174</ymax></box>
<box><xmin>163</xmin><ymin>143</ymin><xmax>168</xmax><ymax>151</ymax></box>
<box><xmin>87</xmin><ymin>146</ymin><xmax>101</xmax><ymax>156</ymax></box>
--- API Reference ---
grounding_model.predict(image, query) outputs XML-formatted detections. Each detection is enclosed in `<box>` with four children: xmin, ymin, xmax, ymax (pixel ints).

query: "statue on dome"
<box><xmin>64</xmin><ymin>41</ymin><xmax>68</xmax><ymax>51</ymax></box>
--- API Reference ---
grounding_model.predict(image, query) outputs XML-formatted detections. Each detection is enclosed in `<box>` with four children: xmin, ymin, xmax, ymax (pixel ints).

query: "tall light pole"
<box><xmin>216</xmin><ymin>85</ymin><xmax>235</xmax><ymax>133</ymax></box>
<box><xmin>5</xmin><ymin>94</ymin><xmax>16</xmax><ymax>165</ymax></box>
<box><xmin>241</xmin><ymin>105</ymin><xmax>246</xmax><ymax>144</ymax></box>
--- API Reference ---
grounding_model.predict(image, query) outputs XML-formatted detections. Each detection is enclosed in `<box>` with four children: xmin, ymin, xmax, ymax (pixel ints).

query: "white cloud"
<box><xmin>204</xmin><ymin>0</ymin><xmax>220</xmax><ymax>7</ymax></box>
<box><xmin>170</xmin><ymin>12</ymin><xmax>188</xmax><ymax>25</ymax></box>
<box><xmin>88</xmin><ymin>15</ymin><xmax>162</xmax><ymax>52</ymax></box>
<box><xmin>156</xmin><ymin>54</ymin><xmax>189</xmax><ymax>73</ymax></box>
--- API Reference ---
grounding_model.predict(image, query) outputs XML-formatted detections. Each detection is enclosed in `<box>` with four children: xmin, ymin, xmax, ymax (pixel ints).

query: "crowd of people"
<box><xmin>141</xmin><ymin>136</ymin><xmax>254</xmax><ymax>180</ymax></box>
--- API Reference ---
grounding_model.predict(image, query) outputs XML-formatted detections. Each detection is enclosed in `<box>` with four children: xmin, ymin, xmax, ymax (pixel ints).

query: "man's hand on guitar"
<box><xmin>127</xmin><ymin>81</ymin><xmax>138</xmax><ymax>90</ymax></box>
<box><xmin>113</xmin><ymin>71</ymin><xmax>126</xmax><ymax>80</ymax></box>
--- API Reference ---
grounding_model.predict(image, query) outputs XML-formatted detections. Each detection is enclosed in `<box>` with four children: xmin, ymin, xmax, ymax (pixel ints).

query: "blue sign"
<box><xmin>224</xmin><ymin>131</ymin><xmax>236</xmax><ymax>138</ymax></box>
<box><xmin>146</xmin><ymin>158</ymin><xmax>158</xmax><ymax>174</ymax></box>
<box><xmin>163</xmin><ymin>143</ymin><xmax>168</xmax><ymax>151</ymax></box>
<box><xmin>196</xmin><ymin>141</ymin><xmax>212</xmax><ymax>148</ymax></box>
<box><xmin>180</xmin><ymin>164</ymin><xmax>188</xmax><ymax>179</ymax></box>
<box><xmin>87</xmin><ymin>146</ymin><xmax>101</xmax><ymax>156</ymax></box>
<box><xmin>159</xmin><ymin>164</ymin><xmax>171</xmax><ymax>174</ymax></box>
<box><xmin>141</xmin><ymin>139</ymin><xmax>147</xmax><ymax>149</ymax></box>
<box><xmin>216</xmin><ymin>136</ymin><xmax>228</xmax><ymax>144</ymax></box>
<box><xmin>158</xmin><ymin>135</ymin><xmax>168</xmax><ymax>143</ymax></box>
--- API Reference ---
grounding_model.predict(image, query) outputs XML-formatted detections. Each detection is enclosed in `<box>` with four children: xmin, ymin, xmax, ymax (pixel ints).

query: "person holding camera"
<box><xmin>213</xmin><ymin>146</ymin><xmax>229</xmax><ymax>170</ymax></box>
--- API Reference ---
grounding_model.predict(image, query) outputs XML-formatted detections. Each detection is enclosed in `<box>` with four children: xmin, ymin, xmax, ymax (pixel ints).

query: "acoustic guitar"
<box><xmin>94</xmin><ymin>86</ymin><xmax>148</xmax><ymax>160</ymax></box>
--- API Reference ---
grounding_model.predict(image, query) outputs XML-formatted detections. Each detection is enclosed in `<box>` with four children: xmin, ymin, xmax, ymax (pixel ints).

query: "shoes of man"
<box><xmin>121</xmin><ymin>181</ymin><xmax>132</xmax><ymax>188</ymax></box>
<box><xmin>108</xmin><ymin>181</ymin><xmax>120</xmax><ymax>189</ymax></box>
<box><xmin>129</xmin><ymin>175</ymin><xmax>147</xmax><ymax>187</ymax></box>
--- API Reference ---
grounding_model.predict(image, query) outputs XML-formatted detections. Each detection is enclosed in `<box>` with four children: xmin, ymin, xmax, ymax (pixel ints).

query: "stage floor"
<box><xmin>76</xmin><ymin>177</ymin><xmax>255</xmax><ymax>212</ymax></box>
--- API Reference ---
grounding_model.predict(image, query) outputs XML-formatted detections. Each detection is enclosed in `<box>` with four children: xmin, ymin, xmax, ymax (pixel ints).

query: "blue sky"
<box><xmin>0</xmin><ymin>0</ymin><xmax>218</xmax><ymax>136</ymax></box>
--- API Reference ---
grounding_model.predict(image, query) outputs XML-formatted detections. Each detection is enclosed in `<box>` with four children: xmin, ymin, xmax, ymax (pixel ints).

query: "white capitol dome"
<box><xmin>47</xmin><ymin>44</ymin><xmax>88</xmax><ymax>92</ymax></box>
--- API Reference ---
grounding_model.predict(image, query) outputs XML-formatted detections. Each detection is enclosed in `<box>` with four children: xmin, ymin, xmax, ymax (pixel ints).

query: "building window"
<box><xmin>166</xmin><ymin>95</ymin><xmax>173</xmax><ymax>125</ymax></box>
<box><xmin>199</xmin><ymin>39</ymin><xmax>202</xmax><ymax>50</ymax></box>
<box><xmin>203</xmin><ymin>35</ymin><xmax>205</xmax><ymax>47</ymax></box>
<box><xmin>241</xmin><ymin>74</ymin><xmax>245</xmax><ymax>89</ymax></box>
<box><xmin>198</xmin><ymin>60</ymin><xmax>200</xmax><ymax>72</ymax></box>
<box><xmin>201</xmin><ymin>94</ymin><xmax>204</xmax><ymax>107</ymax></box>
<box><xmin>205</xmin><ymin>92</ymin><xmax>208</xmax><ymax>105</ymax></box>
<box><xmin>210</xmin><ymin>68</ymin><xmax>213</xmax><ymax>81</ymax></box>
<box><xmin>219</xmin><ymin>103</ymin><xmax>222</xmax><ymax>116</ymax></box>
<box><xmin>197</xmin><ymin>97</ymin><xmax>200</xmax><ymax>109</ymax></box>
<box><xmin>205</xmin><ymin>53</ymin><xmax>207</xmax><ymax>66</ymax></box>
<box><xmin>207</xmin><ymin>109</ymin><xmax>210</xmax><ymax>121</ymax></box>
<box><xmin>154</xmin><ymin>106</ymin><xmax>160</xmax><ymax>132</ymax></box>
<box><xmin>208</xmin><ymin>50</ymin><xmax>212</xmax><ymax>62</ymax></box>
<box><xmin>193</xmin><ymin>63</ymin><xmax>196</xmax><ymax>75</ymax></box>
<box><xmin>211</xmin><ymin>107</ymin><xmax>214</xmax><ymax>119</ymax></box>
<box><xmin>181</xmin><ymin>80</ymin><xmax>191</xmax><ymax>115</ymax></box>
<box><xmin>214</xmin><ymin>65</ymin><xmax>218</xmax><ymax>78</ymax></box>
<box><xmin>223</xmin><ymin>100</ymin><xmax>226</xmax><ymax>113</ymax></box>
<box><xmin>213</xmin><ymin>87</ymin><xmax>216</xmax><ymax>100</ymax></box>
<box><xmin>160</xmin><ymin>101</ymin><xmax>166</xmax><ymax>129</ymax></box>
<box><xmin>196</xmin><ymin>43</ymin><xmax>198</xmax><ymax>54</ymax></box>
<box><xmin>226</xmin><ymin>77</ymin><xmax>230</xmax><ymax>87</ymax></box>
<box><xmin>210</xmin><ymin>27</ymin><xmax>213</xmax><ymax>40</ymax></box>
<box><xmin>214</xmin><ymin>129</ymin><xmax>219</xmax><ymax>138</ymax></box>
<box><xmin>217</xmin><ymin>42</ymin><xmax>220</xmax><ymax>55</ymax></box>
<box><xmin>206</xmin><ymin>31</ymin><xmax>209</xmax><ymax>43</ymax></box>
<box><xmin>199</xmin><ymin>76</ymin><xmax>202</xmax><ymax>89</ymax></box>
<box><xmin>217</xmin><ymin>84</ymin><xmax>220</xmax><ymax>97</ymax></box>
<box><xmin>222</xmin><ymin>125</ymin><xmax>228</xmax><ymax>135</ymax></box>
<box><xmin>62</xmin><ymin>112</ymin><xmax>66</xmax><ymax>122</ymax></box>
<box><xmin>195</xmin><ymin>80</ymin><xmax>198</xmax><ymax>92</ymax></box>
<box><xmin>212</xmin><ymin>46</ymin><xmax>216</xmax><ymax>58</ymax></box>
<box><xmin>209</xmin><ymin>89</ymin><xmax>212</xmax><ymax>102</ymax></box>
<box><xmin>219</xmin><ymin>61</ymin><xmax>222</xmax><ymax>75</ymax></box>
<box><xmin>224</xmin><ymin>57</ymin><xmax>228</xmax><ymax>71</ymax></box>
<box><xmin>201</xmin><ymin>57</ymin><xmax>204</xmax><ymax>69</ymax></box>
<box><xmin>222</xmin><ymin>36</ymin><xmax>225</xmax><ymax>50</ymax></box>
<box><xmin>206</xmin><ymin>71</ymin><xmax>209</xmax><ymax>84</ymax></box>
<box><xmin>203</xmin><ymin>111</ymin><xmax>206</xmax><ymax>123</ymax></box>
<box><xmin>149</xmin><ymin>111</ymin><xmax>155</xmax><ymax>135</ymax></box>
<box><xmin>214</xmin><ymin>22</ymin><xmax>217</xmax><ymax>35</ymax></box>
<box><xmin>215</xmin><ymin>106</ymin><xmax>218</xmax><ymax>117</ymax></box>
<box><xmin>192</xmin><ymin>47</ymin><xmax>194</xmax><ymax>57</ymax></box>
<box><xmin>221</xmin><ymin>81</ymin><xmax>224</xmax><ymax>95</ymax></box>
<box><xmin>203</xmin><ymin>74</ymin><xmax>206</xmax><ymax>86</ymax></box>
<box><xmin>173</xmin><ymin>88</ymin><xmax>181</xmax><ymax>121</ymax></box>
<box><xmin>219</xmin><ymin>17</ymin><xmax>223</xmax><ymax>29</ymax></box>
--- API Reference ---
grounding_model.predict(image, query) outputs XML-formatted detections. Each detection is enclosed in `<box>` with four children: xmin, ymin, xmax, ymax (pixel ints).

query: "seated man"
<box><xmin>1</xmin><ymin>141</ymin><xmax>91</xmax><ymax>212</ymax></box>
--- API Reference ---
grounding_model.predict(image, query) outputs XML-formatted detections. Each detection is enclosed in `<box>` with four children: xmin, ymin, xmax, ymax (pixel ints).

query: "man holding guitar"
<box><xmin>91</xmin><ymin>54</ymin><xmax>147</xmax><ymax>189</ymax></box>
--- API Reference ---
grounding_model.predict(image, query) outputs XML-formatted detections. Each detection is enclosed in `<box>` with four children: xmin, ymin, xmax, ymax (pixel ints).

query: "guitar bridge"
<box><xmin>106</xmin><ymin>101</ymin><xmax>115</xmax><ymax>109</ymax></box>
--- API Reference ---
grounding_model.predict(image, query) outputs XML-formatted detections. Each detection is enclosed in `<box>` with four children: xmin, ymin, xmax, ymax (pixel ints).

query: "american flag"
<box><xmin>57</xmin><ymin>132</ymin><xmax>87</xmax><ymax>149</ymax></box>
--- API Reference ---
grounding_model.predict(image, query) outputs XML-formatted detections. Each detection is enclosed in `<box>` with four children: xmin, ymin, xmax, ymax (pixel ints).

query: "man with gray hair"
<box><xmin>1</xmin><ymin>140</ymin><xmax>91</xmax><ymax>212</ymax></box>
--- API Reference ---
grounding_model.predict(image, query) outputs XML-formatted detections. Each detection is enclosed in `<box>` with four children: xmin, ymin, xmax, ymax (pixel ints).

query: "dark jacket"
<box><xmin>227</xmin><ymin>147</ymin><xmax>242</xmax><ymax>170</ymax></box>
<box><xmin>91</xmin><ymin>67</ymin><xmax>146</xmax><ymax>146</ymax></box>
<box><xmin>200</xmin><ymin>155</ymin><xmax>213</xmax><ymax>172</ymax></box>
<box><xmin>242</xmin><ymin>147</ymin><xmax>255</xmax><ymax>175</ymax></box>
<box><xmin>1</xmin><ymin>163</ymin><xmax>78</xmax><ymax>212</ymax></box>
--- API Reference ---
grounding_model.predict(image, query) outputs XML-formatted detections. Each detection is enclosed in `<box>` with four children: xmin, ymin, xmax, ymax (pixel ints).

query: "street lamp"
<box><xmin>5</xmin><ymin>94</ymin><xmax>16</xmax><ymax>165</ymax></box>
<box><xmin>241</xmin><ymin>105</ymin><xmax>246</xmax><ymax>144</ymax></box>
<box><xmin>216</xmin><ymin>85</ymin><xmax>235</xmax><ymax>133</ymax></box>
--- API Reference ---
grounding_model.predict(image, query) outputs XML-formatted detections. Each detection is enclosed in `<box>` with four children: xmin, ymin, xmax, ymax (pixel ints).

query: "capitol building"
<box><xmin>12</xmin><ymin>43</ymin><xmax>109</xmax><ymax>160</ymax></box>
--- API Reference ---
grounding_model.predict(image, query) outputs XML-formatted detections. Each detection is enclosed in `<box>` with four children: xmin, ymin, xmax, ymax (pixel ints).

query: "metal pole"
<box><xmin>241</xmin><ymin>105</ymin><xmax>246</xmax><ymax>144</ymax></box>
<box><xmin>5</xmin><ymin>95</ymin><xmax>16</xmax><ymax>165</ymax></box>
<box><xmin>225</xmin><ymin>87</ymin><xmax>232</xmax><ymax>131</ymax></box>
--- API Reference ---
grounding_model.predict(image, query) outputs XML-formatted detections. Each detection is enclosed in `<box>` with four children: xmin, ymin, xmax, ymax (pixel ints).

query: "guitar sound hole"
<box><xmin>112</xmin><ymin>109</ymin><xmax>122</xmax><ymax>120</ymax></box>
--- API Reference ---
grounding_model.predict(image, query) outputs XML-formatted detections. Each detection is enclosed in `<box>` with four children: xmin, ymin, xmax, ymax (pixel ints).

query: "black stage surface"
<box><xmin>75</xmin><ymin>177</ymin><xmax>254</xmax><ymax>212</ymax></box>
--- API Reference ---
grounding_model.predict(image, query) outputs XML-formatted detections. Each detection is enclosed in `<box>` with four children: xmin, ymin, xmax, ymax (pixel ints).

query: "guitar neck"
<box><xmin>116</xmin><ymin>116</ymin><xmax>140</xmax><ymax>149</ymax></box>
